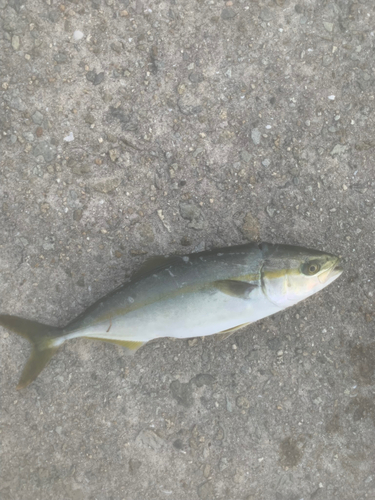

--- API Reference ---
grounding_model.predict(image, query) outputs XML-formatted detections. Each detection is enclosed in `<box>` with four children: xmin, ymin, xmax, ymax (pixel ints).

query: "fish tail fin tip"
<box><xmin>16</xmin><ymin>345</ymin><xmax>60</xmax><ymax>390</ymax></box>
<box><xmin>0</xmin><ymin>315</ymin><xmax>63</xmax><ymax>389</ymax></box>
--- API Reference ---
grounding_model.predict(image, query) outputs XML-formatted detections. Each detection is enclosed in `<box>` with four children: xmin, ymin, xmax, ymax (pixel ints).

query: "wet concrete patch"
<box><xmin>278</xmin><ymin>436</ymin><xmax>305</xmax><ymax>468</ymax></box>
<box><xmin>350</xmin><ymin>342</ymin><xmax>375</xmax><ymax>385</ymax></box>
<box><xmin>346</xmin><ymin>396</ymin><xmax>375</xmax><ymax>426</ymax></box>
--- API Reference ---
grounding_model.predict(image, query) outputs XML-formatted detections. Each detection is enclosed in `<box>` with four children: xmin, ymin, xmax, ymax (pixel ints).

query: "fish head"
<box><xmin>260</xmin><ymin>243</ymin><xmax>342</xmax><ymax>308</ymax></box>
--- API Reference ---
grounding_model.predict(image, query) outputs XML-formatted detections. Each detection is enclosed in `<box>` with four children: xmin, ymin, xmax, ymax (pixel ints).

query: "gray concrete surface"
<box><xmin>1</xmin><ymin>0</ymin><xmax>375</xmax><ymax>499</ymax></box>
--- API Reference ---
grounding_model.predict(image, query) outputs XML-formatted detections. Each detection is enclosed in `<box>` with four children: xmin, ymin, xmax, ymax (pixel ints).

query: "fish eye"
<box><xmin>302</xmin><ymin>261</ymin><xmax>321</xmax><ymax>276</ymax></box>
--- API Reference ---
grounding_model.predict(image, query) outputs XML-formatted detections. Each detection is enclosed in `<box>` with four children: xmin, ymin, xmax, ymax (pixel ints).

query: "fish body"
<box><xmin>0</xmin><ymin>242</ymin><xmax>342</xmax><ymax>389</ymax></box>
<box><xmin>62</xmin><ymin>243</ymin><xmax>268</xmax><ymax>343</ymax></box>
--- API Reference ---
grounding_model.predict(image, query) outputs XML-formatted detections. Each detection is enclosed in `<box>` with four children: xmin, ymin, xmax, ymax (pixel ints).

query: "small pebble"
<box><xmin>323</xmin><ymin>21</ymin><xmax>333</xmax><ymax>33</ymax></box>
<box><xmin>32</xmin><ymin>111</ymin><xmax>44</xmax><ymax>125</ymax></box>
<box><xmin>259</xmin><ymin>7</ymin><xmax>272</xmax><ymax>22</ymax></box>
<box><xmin>12</xmin><ymin>35</ymin><xmax>20</xmax><ymax>51</ymax></box>
<box><xmin>94</xmin><ymin>72</ymin><xmax>105</xmax><ymax>85</ymax></box>
<box><xmin>64</xmin><ymin>132</ymin><xmax>74</xmax><ymax>142</ymax></box>
<box><xmin>23</xmin><ymin>132</ymin><xmax>34</xmax><ymax>142</ymax></box>
<box><xmin>221</xmin><ymin>8</ymin><xmax>236</xmax><ymax>20</ymax></box>
<box><xmin>251</xmin><ymin>128</ymin><xmax>261</xmax><ymax>145</ymax></box>
<box><xmin>266</xmin><ymin>206</ymin><xmax>275</xmax><ymax>217</ymax></box>
<box><xmin>73</xmin><ymin>30</ymin><xmax>84</xmax><ymax>41</ymax></box>
<box><xmin>241</xmin><ymin>150</ymin><xmax>251</xmax><ymax>163</ymax></box>
<box><xmin>322</xmin><ymin>55</ymin><xmax>333</xmax><ymax>67</ymax></box>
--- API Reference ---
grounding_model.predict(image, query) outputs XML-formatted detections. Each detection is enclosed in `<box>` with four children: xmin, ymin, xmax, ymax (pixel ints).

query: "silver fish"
<box><xmin>0</xmin><ymin>242</ymin><xmax>342</xmax><ymax>389</ymax></box>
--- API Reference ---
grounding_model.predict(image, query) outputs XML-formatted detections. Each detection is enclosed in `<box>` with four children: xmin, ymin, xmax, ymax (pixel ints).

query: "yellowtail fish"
<box><xmin>0</xmin><ymin>243</ymin><xmax>342</xmax><ymax>389</ymax></box>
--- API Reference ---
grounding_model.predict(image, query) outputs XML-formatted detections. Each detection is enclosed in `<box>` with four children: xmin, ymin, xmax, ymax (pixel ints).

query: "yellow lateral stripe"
<box><xmin>261</xmin><ymin>269</ymin><xmax>299</xmax><ymax>280</ymax></box>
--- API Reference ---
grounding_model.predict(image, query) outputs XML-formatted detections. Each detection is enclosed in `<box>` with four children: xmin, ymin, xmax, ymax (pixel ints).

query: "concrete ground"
<box><xmin>1</xmin><ymin>0</ymin><xmax>374</xmax><ymax>499</ymax></box>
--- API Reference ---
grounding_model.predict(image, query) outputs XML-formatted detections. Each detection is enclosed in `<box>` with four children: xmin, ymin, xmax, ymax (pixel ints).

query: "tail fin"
<box><xmin>0</xmin><ymin>315</ymin><xmax>63</xmax><ymax>389</ymax></box>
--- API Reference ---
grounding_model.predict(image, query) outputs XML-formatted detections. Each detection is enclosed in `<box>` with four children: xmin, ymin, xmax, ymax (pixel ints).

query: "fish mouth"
<box><xmin>318</xmin><ymin>257</ymin><xmax>343</xmax><ymax>284</ymax></box>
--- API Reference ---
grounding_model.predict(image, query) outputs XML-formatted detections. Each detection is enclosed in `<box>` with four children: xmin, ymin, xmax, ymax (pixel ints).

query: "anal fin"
<box><xmin>214</xmin><ymin>322</ymin><xmax>252</xmax><ymax>342</ymax></box>
<box><xmin>85</xmin><ymin>337</ymin><xmax>144</xmax><ymax>351</ymax></box>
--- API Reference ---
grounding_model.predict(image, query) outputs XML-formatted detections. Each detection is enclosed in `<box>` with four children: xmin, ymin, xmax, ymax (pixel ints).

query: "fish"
<box><xmin>0</xmin><ymin>242</ymin><xmax>343</xmax><ymax>389</ymax></box>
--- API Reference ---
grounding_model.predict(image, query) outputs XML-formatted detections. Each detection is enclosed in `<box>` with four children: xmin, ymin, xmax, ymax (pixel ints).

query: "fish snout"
<box><xmin>318</xmin><ymin>258</ymin><xmax>343</xmax><ymax>284</ymax></box>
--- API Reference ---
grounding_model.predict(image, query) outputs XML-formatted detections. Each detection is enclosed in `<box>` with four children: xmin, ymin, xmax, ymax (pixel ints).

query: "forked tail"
<box><xmin>0</xmin><ymin>315</ymin><xmax>63</xmax><ymax>389</ymax></box>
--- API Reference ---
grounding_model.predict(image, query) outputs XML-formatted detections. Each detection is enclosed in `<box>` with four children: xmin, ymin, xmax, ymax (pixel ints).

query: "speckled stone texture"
<box><xmin>1</xmin><ymin>0</ymin><xmax>374</xmax><ymax>499</ymax></box>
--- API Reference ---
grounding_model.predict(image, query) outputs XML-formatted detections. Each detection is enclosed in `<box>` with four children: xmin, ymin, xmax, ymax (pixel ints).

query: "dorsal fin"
<box><xmin>130</xmin><ymin>255</ymin><xmax>182</xmax><ymax>282</ymax></box>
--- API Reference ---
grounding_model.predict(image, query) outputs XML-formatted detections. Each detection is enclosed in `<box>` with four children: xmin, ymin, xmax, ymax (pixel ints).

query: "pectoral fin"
<box><xmin>213</xmin><ymin>280</ymin><xmax>257</xmax><ymax>299</ymax></box>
